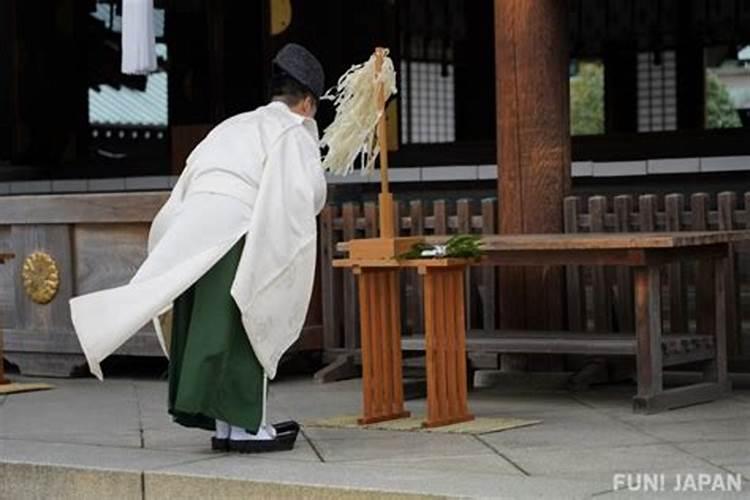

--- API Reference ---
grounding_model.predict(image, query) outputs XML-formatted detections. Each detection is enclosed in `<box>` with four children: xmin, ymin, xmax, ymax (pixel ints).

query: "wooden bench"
<box><xmin>477</xmin><ymin>231</ymin><xmax>748</xmax><ymax>413</ymax></box>
<box><xmin>403</xmin><ymin>330</ymin><xmax>717</xmax><ymax>368</ymax></box>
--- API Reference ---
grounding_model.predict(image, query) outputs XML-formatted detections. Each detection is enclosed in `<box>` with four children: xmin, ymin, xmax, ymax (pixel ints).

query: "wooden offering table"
<box><xmin>334</xmin><ymin>257</ymin><xmax>474</xmax><ymax>428</ymax></box>
<box><xmin>0</xmin><ymin>252</ymin><xmax>15</xmax><ymax>385</ymax></box>
<box><xmin>466</xmin><ymin>231</ymin><xmax>750</xmax><ymax>414</ymax></box>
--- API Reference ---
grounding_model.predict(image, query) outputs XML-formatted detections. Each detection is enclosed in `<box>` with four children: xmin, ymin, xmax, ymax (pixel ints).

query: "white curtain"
<box><xmin>121</xmin><ymin>0</ymin><xmax>157</xmax><ymax>75</ymax></box>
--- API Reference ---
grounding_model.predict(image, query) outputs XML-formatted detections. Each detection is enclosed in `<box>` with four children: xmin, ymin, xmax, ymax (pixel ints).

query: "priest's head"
<box><xmin>271</xmin><ymin>43</ymin><xmax>325</xmax><ymax>119</ymax></box>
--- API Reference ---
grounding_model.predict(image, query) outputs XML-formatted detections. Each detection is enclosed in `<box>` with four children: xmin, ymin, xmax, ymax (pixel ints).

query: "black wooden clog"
<box><xmin>228</xmin><ymin>421</ymin><xmax>300</xmax><ymax>454</ymax></box>
<box><xmin>211</xmin><ymin>436</ymin><xmax>230</xmax><ymax>451</ymax></box>
<box><xmin>212</xmin><ymin>421</ymin><xmax>300</xmax><ymax>453</ymax></box>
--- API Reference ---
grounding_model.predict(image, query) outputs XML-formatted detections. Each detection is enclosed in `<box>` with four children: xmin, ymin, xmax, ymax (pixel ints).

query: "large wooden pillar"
<box><xmin>494</xmin><ymin>0</ymin><xmax>571</xmax><ymax>332</ymax></box>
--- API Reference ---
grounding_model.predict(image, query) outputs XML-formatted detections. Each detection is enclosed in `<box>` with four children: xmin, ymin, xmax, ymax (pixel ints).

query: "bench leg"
<box><xmin>633</xmin><ymin>259</ymin><xmax>732</xmax><ymax>414</ymax></box>
<box><xmin>633</xmin><ymin>266</ymin><xmax>664</xmax><ymax>413</ymax></box>
<box><xmin>314</xmin><ymin>354</ymin><xmax>358</xmax><ymax>384</ymax></box>
<box><xmin>703</xmin><ymin>257</ymin><xmax>731</xmax><ymax>390</ymax></box>
<box><xmin>466</xmin><ymin>356</ymin><xmax>476</xmax><ymax>392</ymax></box>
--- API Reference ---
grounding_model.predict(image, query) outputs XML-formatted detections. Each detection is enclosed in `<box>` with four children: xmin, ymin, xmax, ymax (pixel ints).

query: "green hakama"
<box><xmin>167</xmin><ymin>237</ymin><xmax>264</xmax><ymax>432</ymax></box>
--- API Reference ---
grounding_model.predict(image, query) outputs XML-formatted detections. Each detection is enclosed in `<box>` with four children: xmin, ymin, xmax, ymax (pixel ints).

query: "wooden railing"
<box><xmin>318</xmin><ymin>192</ymin><xmax>750</xmax><ymax>363</ymax></box>
<box><xmin>564</xmin><ymin>193</ymin><xmax>748</xmax><ymax>357</ymax></box>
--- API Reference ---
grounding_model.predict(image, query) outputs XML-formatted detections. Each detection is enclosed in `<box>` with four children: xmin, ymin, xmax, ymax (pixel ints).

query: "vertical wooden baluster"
<box><xmin>319</xmin><ymin>205</ymin><xmax>338</xmax><ymax>352</ymax></box>
<box><xmin>665</xmin><ymin>194</ymin><xmax>687</xmax><ymax>334</ymax></box>
<box><xmin>481</xmin><ymin>198</ymin><xmax>497</xmax><ymax>333</ymax></box>
<box><xmin>364</xmin><ymin>202</ymin><xmax>378</xmax><ymax>238</ymax></box>
<box><xmin>408</xmin><ymin>200</ymin><xmax>424</xmax><ymax>335</ymax></box>
<box><xmin>332</xmin><ymin>207</ymin><xmax>345</xmax><ymax>350</ymax></box>
<box><xmin>638</xmin><ymin>194</ymin><xmax>658</xmax><ymax>338</ymax></box>
<box><xmin>718</xmin><ymin>191</ymin><xmax>740</xmax><ymax>356</ymax></box>
<box><xmin>343</xmin><ymin>203</ymin><xmax>360</xmax><ymax>350</ymax></box>
<box><xmin>589</xmin><ymin>196</ymin><xmax>611</xmax><ymax>331</ymax></box>
<box><xmin>393</xmin><ymin>200</ymin><xmax>403</xmax><ymax>238</ymax></box>
<box><xmin>433</xmin><ymin>200</ymin><xmax>447</xmax><ymax>235</ymax></box>
<box><xmin>638</xmin><ymin>194</ymin><xmax>657</xmax><ymax>232</ymax></box>
<box><xmin>692</xmin><ymin>193</ymin><xmax>715</xmax><ymax>335</ymax></box>
<box><xmin>564</xmin><ymin>196</ymin><xmax>586</xmax><ymax>331</ymax></box>
<box><xmin>614</xmin><ymin>195</ymin><xmax>634</xmax><ymax>332</ymax></box>
<box><xmin>457</xmin><ymin>199</ymin><xmax>473</xmax><ymax>332</ymax></box>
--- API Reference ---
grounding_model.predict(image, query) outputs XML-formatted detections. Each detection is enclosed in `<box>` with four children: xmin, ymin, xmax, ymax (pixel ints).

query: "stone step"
<box><xmin>1</xmin><ymin>460</ymin><xmax>445</xmax><ymax>500</ymax></box>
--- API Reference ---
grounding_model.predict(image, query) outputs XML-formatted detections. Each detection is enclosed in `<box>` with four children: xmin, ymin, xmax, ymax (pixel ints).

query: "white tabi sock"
<box><xmin>215</xmin><ymin>419</ymin><xmax>230</xmax><ymax>439</ymax></box>
<box><xmin>230</xmin><ymin>424</ymin><xmax>277</xmax><ymax>441</ymax></box>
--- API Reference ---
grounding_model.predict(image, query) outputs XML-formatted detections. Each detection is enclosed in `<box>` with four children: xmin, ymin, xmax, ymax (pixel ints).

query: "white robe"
<box><xmin>70</xmin><ymin>102</ymin><xmax>327</xmax><ymax>380</ymax></box>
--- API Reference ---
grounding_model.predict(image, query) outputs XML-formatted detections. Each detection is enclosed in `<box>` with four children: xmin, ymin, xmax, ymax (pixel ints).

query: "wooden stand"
<box><xmin>332</xmin><ymin>48</ymin><xmax>473</xmax><ymax>426</ymax></box>
<box><xmin>335</xmin><ymin>257</ymin><xmax>474</xmax><ymax>427</ymax></box>
<box><xmin>354</xmin><ymin>266</ymin><xmax>410</xmax><ymax>424</ymax></box>
<box><xmin>420</xmin><ymin>261</ymin><xmax>474</xmax><ymax>427</ymax></box>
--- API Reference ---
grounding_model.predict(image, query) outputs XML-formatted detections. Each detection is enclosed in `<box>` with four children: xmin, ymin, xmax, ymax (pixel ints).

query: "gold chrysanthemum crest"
<box><xmin>21</xmin><ymin>251</ymin><xmax>60</xmax><ymax>304</ymax></box>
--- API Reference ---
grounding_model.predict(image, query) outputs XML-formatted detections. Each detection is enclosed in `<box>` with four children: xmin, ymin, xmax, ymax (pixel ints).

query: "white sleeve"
<box><xmin>309</xmin><ymin>156</ymin><xmax>327</xmax><ymax>215</ymax></box>
<box><xmin>270</xmin><ymin>126</ymin><xmax>326</xmax><ymax>215</ymax></box>
<box><xmin>230</xmin><ymin>125</ymin><xmax>324</xmax><ymax>379</ymax></box>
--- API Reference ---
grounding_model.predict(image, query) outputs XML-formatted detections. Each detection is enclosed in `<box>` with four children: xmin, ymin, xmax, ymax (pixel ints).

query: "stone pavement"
<box><xmin>0</xmin><ymin>373</ymin><xmax>748</xmax><ymax>499</ymax></box>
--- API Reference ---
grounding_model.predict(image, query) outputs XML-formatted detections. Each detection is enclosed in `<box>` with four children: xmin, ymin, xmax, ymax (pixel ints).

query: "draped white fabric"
<box><xmin>70</xmin><ymin>102</ymin><xmax>326</xmax><ymax>380</ymax></box>
<box><xmin>121</xmin><ymin>0</ymin><xmax>157</xmax><ymax>75</ymax></box>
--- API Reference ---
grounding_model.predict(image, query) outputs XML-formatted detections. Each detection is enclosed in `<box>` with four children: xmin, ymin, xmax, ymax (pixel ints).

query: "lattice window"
<box><xmin>637</xmin><ymin>51</ymin><xmax>677</xmax><ymax>132</ymax></box>
<box><xmin>399</xmin><ymin>60</ymin><xmax>455</xmax><ymax>144</ymax></box>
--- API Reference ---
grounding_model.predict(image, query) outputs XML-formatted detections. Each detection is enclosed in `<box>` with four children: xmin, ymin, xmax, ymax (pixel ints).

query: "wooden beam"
<box><xmin>494</xmin><ymin>0</ymin><xmax>571</xmax><ymax>330</ymax></box>
<box><xmin>633</xmin><ymin>382</ymin><xmax>731</xmax><ymax>414</ymax></box>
